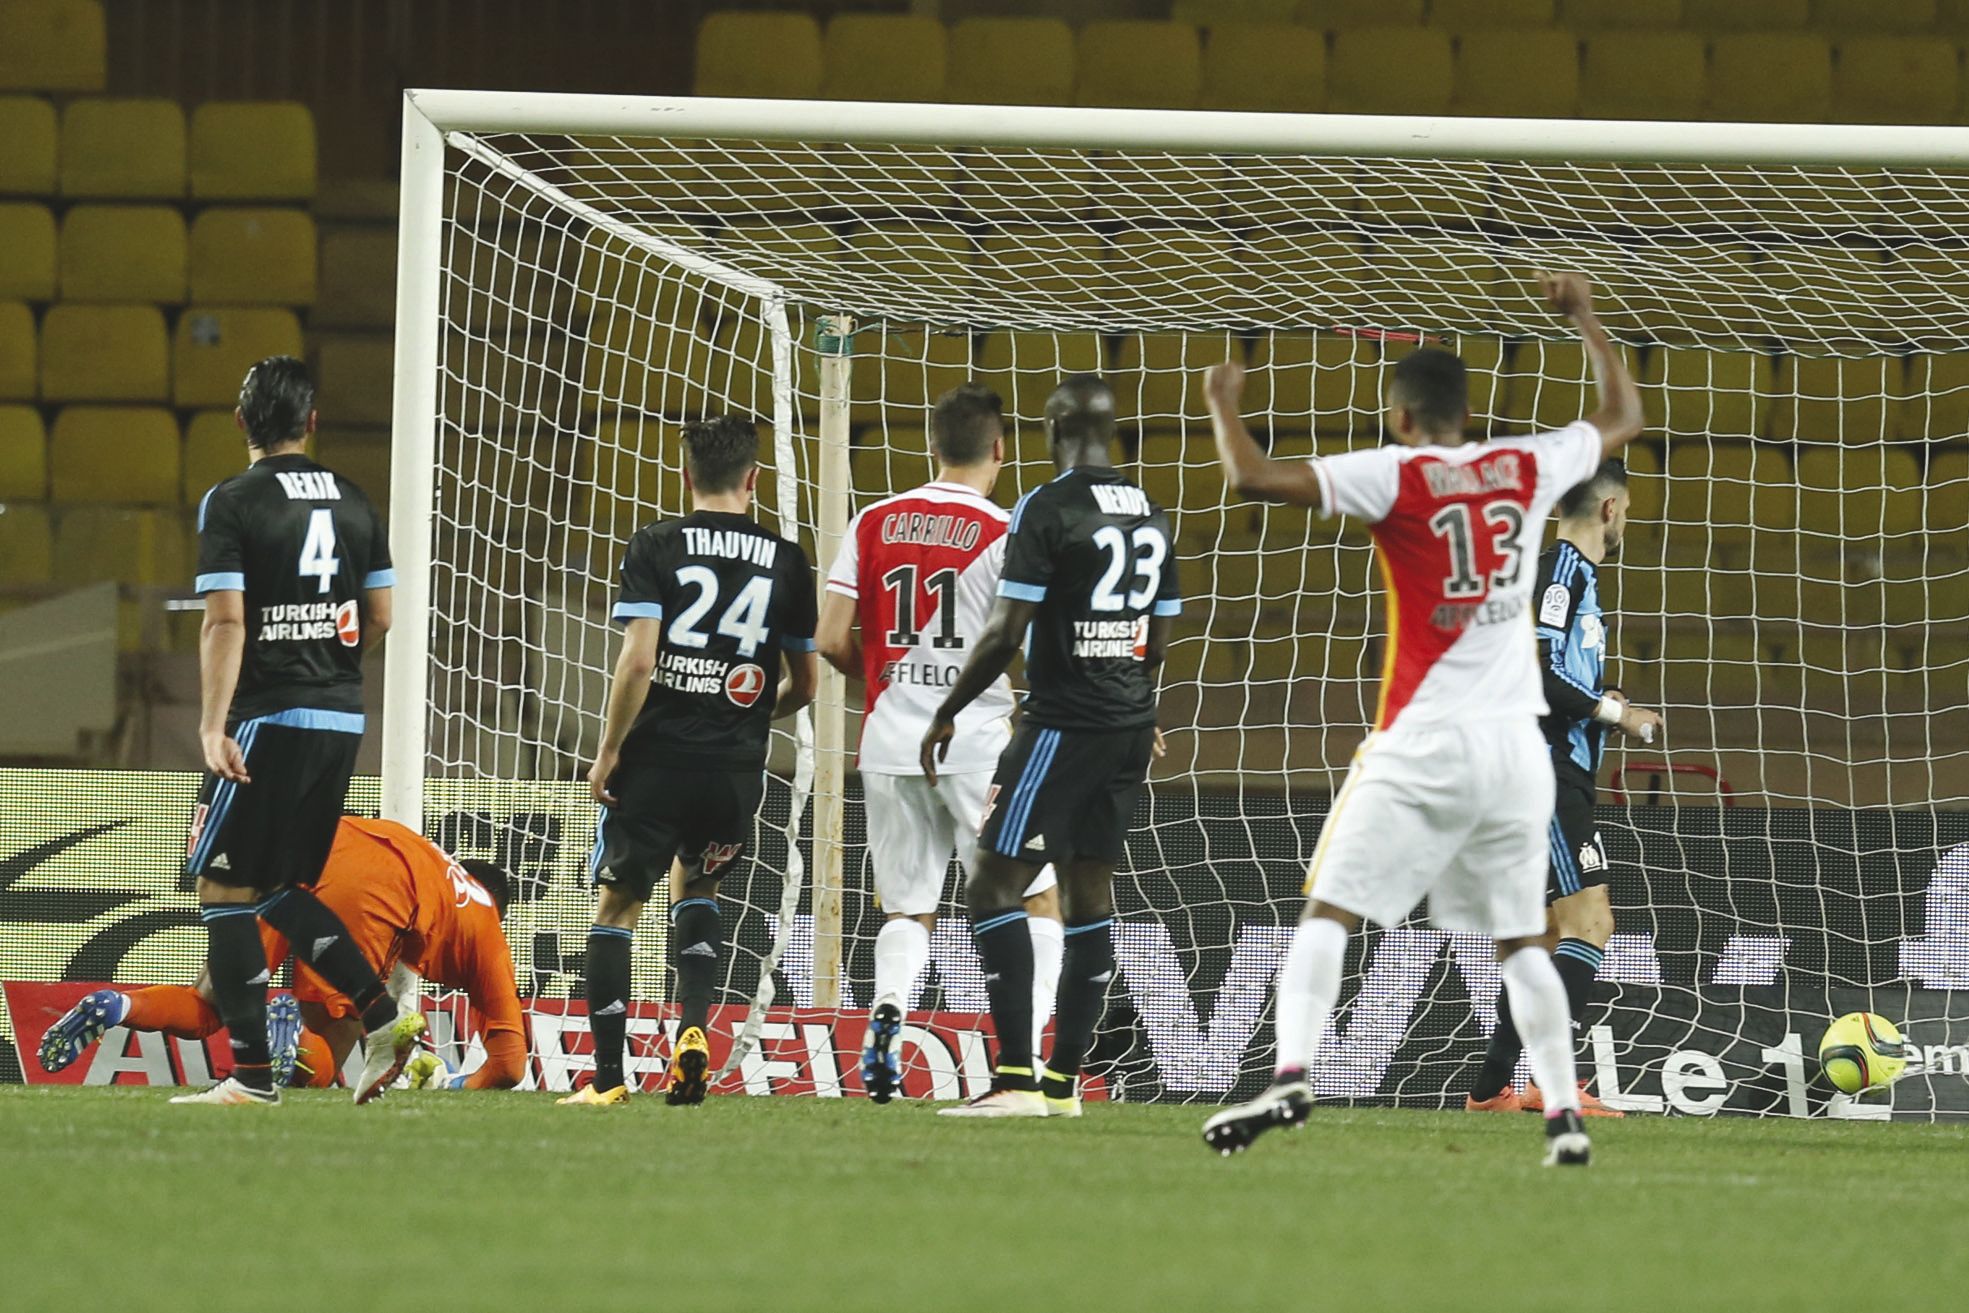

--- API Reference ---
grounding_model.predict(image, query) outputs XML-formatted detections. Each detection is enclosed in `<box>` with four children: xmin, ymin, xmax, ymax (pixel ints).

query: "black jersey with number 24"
<box><xmin>614</xmin><ymin>510</ymin><xmax>818</xmax><ymax>770</ymax></box>
<box><xmin>998</xmin><ymin>467</ymin><xmax>1180</xmax><ymax>731</ymax></box>
<box><xmin>194</xmin><ymin>453</ymin><xmax>393</xmax><ymax>721</ymax></box>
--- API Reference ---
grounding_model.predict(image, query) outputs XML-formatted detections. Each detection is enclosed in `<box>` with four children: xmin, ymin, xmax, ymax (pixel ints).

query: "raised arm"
<box><xmin>920</xmin><ymin>594</ymin><xmax>1036</xmax><ymax>784</ymax></box>
<box><xmin>1539</xmin><ymin>270</ymin><xmax>1643</xmax><ymax>458</ymax></box>
<box><xmin>1203</xmin><ymin>361</ymin><xmax>1325</xmax><ymax>506</ymax></box>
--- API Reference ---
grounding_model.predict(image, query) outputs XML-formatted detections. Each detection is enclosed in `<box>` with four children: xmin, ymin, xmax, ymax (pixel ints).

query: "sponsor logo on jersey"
<box><xmin>658</xmin><ymin>651</ymin><xmax>729</xmax><ymax>696</ymax></box>
<box><xmin>335</xmin><ymin>599</ymin><xmax>361</xmax><ymax>648</ymax></box>
<box><xmin>274</xmin><ymin>470</ymin><xmax>341</xmax><ymax>500</ymax></box>
<box><xmin>1580</xmin><ymin>836</ymin><xmax>1607</xmax><ymax>873</ymax></box>
<box><xmin>725</xmin><ymin>663</ymin><xmax>767</xmax><ymax>708</ymax></box>
<box><xmin>1131</xmin><ymin>615</ymin><xmax>1150</xmax><ymax>661</ymax></box>
<box><xmin>257</xmin><ymin>601</ymin><xmax>344</xmax><ymax>642</ymax></box>
<box><xmin>1072</xmin><ymin>618</ymin><xmax>1147</xmax><ymax>660</ymax></box>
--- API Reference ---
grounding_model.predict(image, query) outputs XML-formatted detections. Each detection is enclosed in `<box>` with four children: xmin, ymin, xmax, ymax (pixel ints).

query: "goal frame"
<box><xmin>383</xmin><ymin>88</ymin><xmax>1969</xmax><ymax>1016</ymax></box>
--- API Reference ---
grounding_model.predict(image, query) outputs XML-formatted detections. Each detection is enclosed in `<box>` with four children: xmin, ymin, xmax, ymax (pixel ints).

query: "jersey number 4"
<box><xmin>1428</xmin><ymin>503</ymin><xmax>1525</xmax><ymax>598</ymax></box>
<box><xmin>299</xmin><ymin>508</ymin><xmax>340</xmax><ymax>594</ymax></box>
<box><xmin>670</xmin><ymin>565</ymin><xmax>773</xmax><ymax>658</ymax></box>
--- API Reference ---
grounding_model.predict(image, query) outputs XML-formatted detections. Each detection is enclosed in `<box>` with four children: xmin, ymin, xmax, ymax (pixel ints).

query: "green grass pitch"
<box><xmin>4</xmin><ymin>1087</ymin><xmax>1967</xmax><ymax>1312</ymax></box>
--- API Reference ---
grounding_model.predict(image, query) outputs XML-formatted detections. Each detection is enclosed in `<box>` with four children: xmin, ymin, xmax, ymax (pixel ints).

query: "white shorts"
<box><xmin>1306</xmin><ymin>719</ymin><xmax>1555</xmax><ymax>939</ymax></box>
<box><xmin>863</xmin><ymin>771</ymin><xmax>1057</xmax><ymax>917</ymax></box>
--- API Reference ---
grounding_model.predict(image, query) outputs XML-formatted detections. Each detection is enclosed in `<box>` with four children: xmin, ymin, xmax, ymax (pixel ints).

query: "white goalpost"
<box><xmin>386</xmin><ymin>90</ymin><xmax>1969</xmax><ymax>1114</ymax></box>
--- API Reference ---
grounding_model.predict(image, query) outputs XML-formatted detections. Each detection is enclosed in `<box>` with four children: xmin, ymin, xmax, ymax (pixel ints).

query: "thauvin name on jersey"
<box><xmin>1072</xmin><ymin>617</ymin><xmax>1149</xmax><ymax>660</ymax></box>
<box><xmin>682</xmin><ymin>527</ymin><xmax>778</xmax><ymax>566</ymax></box>
<box><xmin>1089</xmin><ymin>483</ymin><xmax>1152</xmax><ymax>517</ymax></box>
<box><xmin>1421</xmin><ymin>453</ymin><xmax>1524</xmax><ymax>498</ymax></box>
<box><xmin>273</xmin><ymin>471</ymin><xmax>341</xmax><ymax>500</ymax></box>
<box><xmin>880</xmin><ymin>511</ymin><xmax>983</xmax><ymax>551</ymax></box>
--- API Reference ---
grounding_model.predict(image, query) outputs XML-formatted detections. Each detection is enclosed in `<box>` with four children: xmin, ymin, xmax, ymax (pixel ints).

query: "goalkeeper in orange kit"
<box><xmin>39</xmin><ymin>817</ymin><xmax>528</xmax><ymax>1090</ymax></box>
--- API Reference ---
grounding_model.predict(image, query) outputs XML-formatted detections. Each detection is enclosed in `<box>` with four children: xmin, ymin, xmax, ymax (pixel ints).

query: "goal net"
<box><xmin>392</xmin><ymin>94</ymin><xmax>1969</xmax><ymax>1116</ymax></box>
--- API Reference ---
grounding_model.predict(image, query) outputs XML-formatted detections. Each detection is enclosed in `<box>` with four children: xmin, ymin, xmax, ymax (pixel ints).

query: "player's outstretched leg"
<box><xmin>665</xmin><ymin>893</ymin><xmax>720</xmax><ymax>1106</ymax></box>
<box><xmin>38</xmin><ymin>989</ymin><xmax>131</xmax><ymax>1073</ymax></box>
<box><xmin>1498</xmin><ymin>943</ymin><xmax>1590</xmax><ymax>1166</ymax></box>
<box><xmin>258</xmin><ymin>886</ymin><xmax>408</xmax><ymax>1104</ymax></box>
<box><xmin>1201</xmin><ymin>909</ymin><xmax>1349</xmax><ymax>1155</ymax></box>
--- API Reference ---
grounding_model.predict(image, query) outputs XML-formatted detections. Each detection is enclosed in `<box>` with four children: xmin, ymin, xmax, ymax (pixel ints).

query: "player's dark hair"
<box><xmin>931</xmin><ymin>382</ymin><xmax>1003</xmax><ymax>467</ymax></box>
<box><xmin>1559</xmin><ymin>459</ymin><xmax>1629</xmax><ymax>519</ymax></box>
<box><xmin>237</xmin><ymin>355</ymin><xmax>315</xmax><ymax>450</ymax></box>
<box><xmin>1044</xmin><ymin>374</ymin><xmax>1116</xmax><ymax>450</ymax></box>
<box><xmin>1388</xmin><ymin>347</ymin><xmax>1469</xmax><ymax>436</ymax></box>
<box><xmin>682</xmin><ymin>414</ymin><xmax>759</xmax><ymax>494</ymax></box>
<box><xmin>460</xmin><ymin>859</ymin><xmax>512</xmax><ymax>916</ymax></box>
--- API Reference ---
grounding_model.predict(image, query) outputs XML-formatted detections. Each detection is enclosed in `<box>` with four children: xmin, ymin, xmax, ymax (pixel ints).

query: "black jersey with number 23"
<box><xmin>194</xmin><ymin>453</ymin><xmax>393</xmax><ymax>721</ymax></box>
<box><xmin>614</xmin><ymin>510</ymin><xmax>818</xmax><ymax>770</ymax></box>
<box><xmin>998</xmin><ymin>467</ymin><xmax>1180</xmax><ymax>731</ymax></box>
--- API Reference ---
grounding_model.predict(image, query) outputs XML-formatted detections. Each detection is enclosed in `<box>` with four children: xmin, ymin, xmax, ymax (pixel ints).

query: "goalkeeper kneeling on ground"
<box><xmin>40</xmin><ymin>816</ymin><xmax>529</xmax><ymax>1091</ymax></box>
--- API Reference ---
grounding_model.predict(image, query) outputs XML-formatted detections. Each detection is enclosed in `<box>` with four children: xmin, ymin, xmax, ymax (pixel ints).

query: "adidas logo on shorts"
<box><xmin>1025</xmin><ymin>835</ymin><xmax>1047</xmax><ymax>853</ymax></box>
<box><xmin>594</xmin><ymin>1000</ymin><xmax>627</xmax><ymax>1017</ymax></box>
<box><xmin>311</xmin><ymin>936</ymin><xmax>339</xmax><ymax>960</ymax></box>
<box><xmin>682</xmin><ymin>941</ymin><xmax>717</xmax><ymax>958</ymax></box>
<box><xmin>210</xmin><ymin>854</ymin><xmax>230</xmax><ymax>870</ymax></box>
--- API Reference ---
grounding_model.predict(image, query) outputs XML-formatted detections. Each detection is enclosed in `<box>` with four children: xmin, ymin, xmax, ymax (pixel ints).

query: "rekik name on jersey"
<box><xmin>193</xmin><ymin>452</ymin><xmax>393</xmax><ymax>721</ymax></box>
<box><xmin>999</xmin><ymin>468</ymin><xmax>1180</xmax><ymax>732</ymax></box>
<box><xmin>613</xmin><ymin>509</ymin><xmax>817</xmax><ymax>771</ymax></box>
<box><xmin>826</xmin><ymin>481</ymin><xmax>1013</xmax><ymax>775</ymax></box>
<box><xmin>1310</xmin><ymin>421</ymin><xmax>1602</xmax><ymax>733</ymax></box>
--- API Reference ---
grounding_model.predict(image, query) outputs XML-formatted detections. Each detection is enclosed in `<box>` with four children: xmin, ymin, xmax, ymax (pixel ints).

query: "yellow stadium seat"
<box><xmin>0</xmin><ymin>0</ymin><xmax>104</xmax><ymax>91</ymax></box>
<box><xmin>51</xmin><ymin>504</ymin><xmax>189</xmax><ymax>588</ymax></box>
<box><xmin>1683</xmin><ymin>0</ymin><xmax>1809</xmax><ymax>27</ymax></box>
<box><xmin>851</xmin><ymin>326</ymin><xmax>977</xmax><ymax>423</ymax></box>
<box><xmin>1579</xmin><ymin>33</ymin><xmax>1705</xmax><ymax>120</ymax></box>
<box><xmin>845</xmin><ymin>223</ymin><xmax>977</xmax><ymax>311</ymax></box>
<box><xmin>60</xmin><ymin>98</ymin><xmax>185</xmax><ymax>199</ymax></box>
<box><xmin>1296</xmin><ymin>0</ymin><xmax>1424</xmax><ymax>25</ymax></box>
<box><xmin>0</xmin><ymin>96</ymin><xmax>57</xmax><ymax>194</ymax></box>
<box><xmin>172</xmin><ymin>306</ymin><xmax>302</xmax><ymax>408</ymax></box>
<box><xmin>1558</xmin><ymin>0</ymin><xmax>1681</xmax><ymax>28</ymax></box>
<box><xmin>1622</xmin><ymin>441</ymin><xmax>1663</xmax><ymax>527</ymax></box>
<box><xmin>1929</xmin><ymin>447</ymin><xmax>1968</xmax><ymax>535</ymax></box>
<box><xmin>1499</xmin><ymin>340</ymin><xmax>1601</xmax><ymax>432</ymax></box>
<box><xmin>0</xmin><ymin>404</ymin><xmax>44</xmax><ymax>498</ymax></box>
<box><xmin>1076</xmin><ymin>21</ymin><xmax>1202</xmax><ymax>110</ymax></box>
<box><xmin>1817</xmin><ymin>0</ymin><xmax>1935</xmax><ymax>32</ymax></box>
<box><xmin>1708</xmin><ymin>36</ymin><xmax>1832</xmax><ymax>123</ymax></box>
<box><xmin>821</xmin><ymin>16</ymin><xmax>946</xmax><ymax>103</ymax></box>
<box><xmin>1108</xmin><ymin>228</ymin><xmax>1263</xmax><ymax>324</ymax></box>
<box><xmin>315</xmin><ymin>227</ymin><xmax>395</xmax><ymax>329</ymax></box>
<box><xmin>311</xmin><ymin>431</ymin><xmax>392</xmax><ymax>510</ymax></box>
<box><xmin>1796</xmin><ymin>446</ymin><xmax>1923</xmax><ymax>541</ymax></box>
<box><xmin>1910</xmin><ymin>355</ymin><xmax>1969</xmax><ymax>444</ymax></box>
<box><xmin>1645</xmin><ymin>349</ymin><xmax>1776</xmax><ymax>441</ymax></box>
<box><xmin>1452</xmin><ymin>31</ymin><xmax>1580</xmax><ymax>118</ymax></box>
<box><xmin>1200</xmin><ymin>24</ymin><xmax>1324</xmax><ymax>113</ymax></box>
<box><xmin>189</xmin><ymin>208</ymin><xmax>317</xmax><ymax>305</ymax></box>
<box><xmin>0</xmin><ymin>502</ymin><xmax>53</xmax><ymax>583</ymax></box>
<box><xmin>182</xmin><ymin>409</ymin><xmax>247</xmax><ymax>502</ymax></box>
<box><xmin>1115</xmin><ymin>331</ymin><xmax>1244</xmax><ymax>427</ymax></box>
<box><xmin>1248</xmin><ymin>229</ymin><xmax>1371</xmax><ymax>326</ymax></box>
<box><xmin>41</xmin><ymin>304</ymin><xmax>167</xmax><ymax>402</ymax></box>
<box><xmin>1432</xmin><ymin>0</ymin><xmax>1555</xmax><ymax>28</ymax></box>
<box><xmin>189</xmin><ymin>102</ymin><xmax>316</xmax><ymax>200</ymax></box>
<box><xmin>0</xmin><ymin>301</ymin><xmax>31</xmax><ymax>399</ymax></box>
<box><xmin>851</xmin><ymin>434</ymin><xmax>934</xmax><ymax>504</ymax></box>
<box><xmin>694</xmin><ymin>13</ymin><xmax>823</xmax><ymax>98</ymax></box>
<box><xmin>947</xmin><ymin>18</ymin><xmax>1075</xmax><ymax>106</ymax></box>
<box><xmin>49</xmin><ymin>405</ymin><xmax>179</xmax><ymax>502</ymax></box>
<box><xmin>1329</xmin><ymin>29</ymin><xmax>1453</xmax><ymax>115</ymax></box>
<box><xmin>1776</xmin><ymin>356</ymin><xmax>1909</xmax><ymax>444</ymax></box>
<box><xmin>1174</xmin><ymin>0</ymin><xmax>1297</xmax><ymax>22</ymax></box>
<box><xmin>580</xmin><ymin>311</ymin><xmax>715</xmax><ymax>421</ymax></box>
<box><xmin>1666</xmin><ymin>441</ymin><xmax>1796</xmax><ymax>551</ymax></box>
<box><xmin>58</xmin><ymin>205</ymin><xmax>186</xmax><ymax>302</ymax></box>
<box><xmin>975</xmin><ymin>331</ymin><xmax>1106</xmax><ymax>420</ymax></box>
<box><xmin>1252</xmin><ymin>332</ymin><xmax>1382</xmax><ymax>436</ymax></box>
<box><xmin>977</xmin><ymin>227</ymin><xmax>1112</xmax><ymax>320</ymax></box>
<box><xmin>1833</xmin><ymin>39</ymin><xmax>1959</xmax><ymax>126</ymax></box>
<box><xmin>0</xmin><ymin>202</ymin><xmax>55</xmax><ymax>300</ymax></box>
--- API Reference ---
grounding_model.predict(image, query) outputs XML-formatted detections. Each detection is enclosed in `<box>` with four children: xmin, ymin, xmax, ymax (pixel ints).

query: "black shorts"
<box><xmin>978</xmin><ymin>723</ymin><xmax>1154</xmax><ymax>866</ymax></box>
<box><xmin>592</xmin><ymin>764</ymin><xmax>764</xmax><ymax>901</ymax></box>
<box><xmin>185</xmin><ymin>722</ymin><xmax>360</xmax><ymax>892</ymax></box>
<box><xmin>1547</xmin><ymin>768</ymin><xmax>1608</xmax><ymax>901</ymax></box>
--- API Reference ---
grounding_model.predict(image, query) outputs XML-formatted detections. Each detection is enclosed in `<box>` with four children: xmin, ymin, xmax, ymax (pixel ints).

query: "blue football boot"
<box><xmin>39</xmin><ymin>989</ymin><xmax>130</xmax><ymax>1073</ymax></box>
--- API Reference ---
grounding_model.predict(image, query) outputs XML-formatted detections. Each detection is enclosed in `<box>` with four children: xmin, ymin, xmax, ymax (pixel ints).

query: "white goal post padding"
<box><xmin>389</xmin><ymin>93</ymin><xmax>1969</xmax><ymax>1112</ymax></box>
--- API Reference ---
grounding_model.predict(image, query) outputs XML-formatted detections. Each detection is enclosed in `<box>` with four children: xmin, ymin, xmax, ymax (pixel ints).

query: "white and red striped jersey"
<box><xmin>1312</xmin><ymin>421</ymin><xmax>1602</xmax><ymax>733</ymax></box>
<box><xmin>825</xmin><ymin>480</ymin><xmax>1015</xmax><ymax>775</ymax></box>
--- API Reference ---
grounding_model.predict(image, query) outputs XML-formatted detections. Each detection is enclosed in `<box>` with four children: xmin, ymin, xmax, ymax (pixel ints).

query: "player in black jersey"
<box><xmin>561</xmin><ymin>415</ymin><xmax>819</xmax><ymax>1109</ymax></box>
<box><xmin>1465</xmin><ymin>461</ymin><xmax>1663</xmax><ymax>1118</ymax></box>
<box><xmin>922</xmin><ymin>375</ymin><xmax>1180</xmax><ymax>1118</ymax></box>
<box><xmin>176</xmin><ymin>356</ymin><xmax>414</xmax><ymax>1107</ymax></box>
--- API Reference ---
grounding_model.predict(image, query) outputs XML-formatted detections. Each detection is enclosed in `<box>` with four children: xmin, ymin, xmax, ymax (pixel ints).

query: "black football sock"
<box><xmin>1552</xmin><ymin>938</ymin><xmax>1606</xmax><ymax>1032</ymax></box>
<box><xmin>586</xmin><ymin>926</ymin><xmax>633</xmax><ymax>1093</ymax></box>
<box><xmin>258</xmin><ymin>887</ymin><xmax>394</xmax><ymax>1033</ymax></box>
<box><xmin>1041</xmin><ymin>917</ymin><xmax>1115</xmax><ymax>1098</ymax></box>
<box><xmin>670</xmin><ymin>897</ymin><xmax>721</xmax><ymax>1036</ymax></box>
<box><xmin>971</xmin><ymin>909</ymin><xmax>1036</xmax><ymax>1090</ymax></box>
<box><xmin>1471</xmin><ymin>986</ymin><xmax>1524</xmax><ymax>1103</ymax></box>
<box><xmin>202</xmin><ymin>904</ymin><xmax>273</xmax><ymax>1090</ymax></box>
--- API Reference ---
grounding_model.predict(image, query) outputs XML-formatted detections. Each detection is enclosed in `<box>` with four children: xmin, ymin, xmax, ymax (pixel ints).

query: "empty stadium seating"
<box><xmin>1432</xmin><ymin>0</ymin><xmax>1556</xmax><ymax>28</ymax></box>
<box><xmin>1832</xmin><ymin>38</ymin><xmax>1960</xmax><ymax>125</ymax></box>
<box><xmin>1776</xmin><ymin>355</ymin><xmax>1909</xmax><ymax>444</ymax></box>
<box><xmin>172</xmin><ymin>306</ymin><xmax>303</xmax><ymax>408</ymax></box>
<box><xmin>50</xmin><ymin>505</ymin><xmax>189</xmax><ymax>589</ymax></box>
<box><xmin>1296</xmin><ymin>0</ymin><xmax>1424</xmax><ymax>26</ymax></box>
<box><xmin>1559</xmin><ymin>0</ymin><xmax>1683</xmax><ymax>27</ymax></box>
<box><xmin>189</xmin><ymin>208</ymin><xmax>317</xmax><ymax>304</ymax></box>
<box><xmin>851</xmin><ymin>326</ymin><xmax>976</xmax><ymax>423</ymax></box>
<box><xmin>694</xmin><ymin>11</ymin><xmax>823</xmax><ymax>99</ymax></box>
<box><xmin>1452</xmin><ymin>31</ymin><xmax>1581</xmax><ymax>118</ymax></box>
<box><xmin>1328</xmin><ymin>29</ymin><xmax>1454</xmax><ymax>116</ymax></box>
<box><xmin>1684</xmin><ymin>0</ymin><xmax>1810</xmax><ymax>29</ymax></box>
<box><xmin>190</xmin><ymin>102</ymin><xmax>317</xmax><ymax>201</ymax></box>
<box><xmin>60</xmin><ymin>99</ymin><xmax>185</xmax><ymax>199</ymax></box>
<box><xmin>59</xmin><ymin>205</ymin><xmax>188</xmax><ymax>303</ymax></box>
<box><xmin>50</xmin><ymin>406</ymin><xmax>181</xmax><ymax>503</ymax></box>
<box><xmin>1116</xmin><ymin>331</ymin><xmax>1244</xmax><ymax>426</ymax></box>
<box><xmin>0</xmin><ymin>404</ymin><xmax>44</xmax><ymax>499</ymax></box>
<box><xmin>41</xmin><ymin>303</ymin><xmax>169</xmax><ymax>402</ymax></box>
<box><xmin>1199</xmin><ymin>24</ymin><xmax>1325</xmax><ymax>113</ymax></box>
<box><xmin>0</xmin><ymin>203</ymin><xmax>56</xmax><ymax>300</ymax></box>
<box><xmin>182</xmin><ymin>409</ymin><xmax>245</xmax><ymax>502</ymax></box>
<box><xmin>1816</xmin><ymin>0</ymin><xmax>1936</xmax><ymax>33</ymax></box>
<box><xmin>1645</xmin><ymin>349</ymin><xmax>1777</xmax><ymax>441</ymax></box>
<box><xmin>0</xmin><ymin>96</ymin><xmax>57</xmax><ymax>194</ymax></box>
<box><xmin>315</xmin><ymin>228</ymin><xmax>396</xmax><ymax>329</ymax></box>
<box><xmin>946</xmin><ymin>18</ymin><xmax>1076</xmax><ymax>107</ymax></box>
<box><xmin>0</xmin><ymin>0</ymin><xmax>105</xmax><ymax>92</ymax></box>
<box><xmin>1251</xmin><ymin>332</ymin><xmax>1382</xmax><ymax>436</ymax></box>
<box><xmin>0</xmin><ymin>302</ymin><xmax>31</xmax><ymax>399</ymax></box>
<box><xmin>1580</xmin><ymin>32</ymin><xmax>1706</xmax><ymax>119</ymax></box>
<box><xmin>1708</xmin><ymin>35</ymin><xmax>1833</xmax><ymax>122</ymax></box>
<box><xmin>1076</xmin><ymin>20</ymin><xmax>1202</xmax><ymax>109</ymax></box>
<box><xmin>975</xmin><ymin>331</ymin><xmax>1105</xmax><ymax>418</ymax></box>
<box><xmin>821</xmin><ymin>15</ymin><xmax>946</xmax><ymax>103</ymax></box>
<box><xmin>0</xmin><ymin>502</ymin><xmax>53</xmax><ymax>585</ymax></box>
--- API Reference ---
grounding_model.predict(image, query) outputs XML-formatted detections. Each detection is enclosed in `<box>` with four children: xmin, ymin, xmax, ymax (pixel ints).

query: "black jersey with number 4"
<box><xmin>194</xmin><ymin>453</ymin><xmax>393</xmax><ymax>721</ymax></box>
<box><xmin>998</xmin><ymin>467</ymin><xmax>1180</xmax><ymax>731</ymax></box>
<box><xmin>614</xmin><ymin>510</ymin><xmax>818</xmax><ymax>770</ymax></box>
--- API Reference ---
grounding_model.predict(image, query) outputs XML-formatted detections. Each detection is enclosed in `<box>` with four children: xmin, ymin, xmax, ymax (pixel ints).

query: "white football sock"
<box><xmin>1500</xmin><ymin>946</ymin><xmax>1582</xmax><ymax>1116</ymax></box>
<box><xmin>872</xmin><ymin>918</ymin><xmax>930</xmax><ymax>1015</ymax></box>
<box><xmin>1274</xmin><ymin>916</ymin><xmax>1347</xmax><ymax>1077</ymax></box>
<box><xmin>1028</xmin><ymin>914</ymin><xmax>1064</xmax><ymax>1060</ymax></box>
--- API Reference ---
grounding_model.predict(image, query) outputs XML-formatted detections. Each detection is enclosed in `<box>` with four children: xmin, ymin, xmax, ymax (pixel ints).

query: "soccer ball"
<box><xmin>1817</xmin><ymin>1012</ymin><xmax>1908</xmax><ymax>1094</ymax></box>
